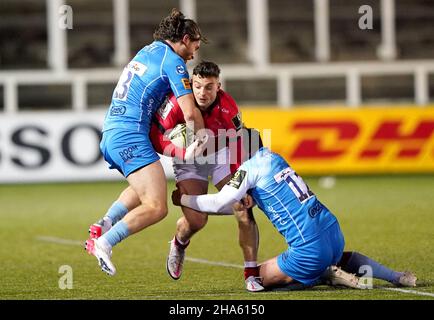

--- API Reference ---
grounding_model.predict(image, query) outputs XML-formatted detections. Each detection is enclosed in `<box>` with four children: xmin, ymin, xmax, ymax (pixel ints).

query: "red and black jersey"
<box><xmin>150</xmin><ymin>90</ymin><xmax>243</xmax><ymax>172</ymax></box>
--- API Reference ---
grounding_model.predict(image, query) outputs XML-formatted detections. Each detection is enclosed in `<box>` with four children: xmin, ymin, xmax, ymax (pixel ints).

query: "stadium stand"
<box><xmin>0</xmin><ymin>0</ymin><xmax>433</xmax><ymax>108</ymax></box>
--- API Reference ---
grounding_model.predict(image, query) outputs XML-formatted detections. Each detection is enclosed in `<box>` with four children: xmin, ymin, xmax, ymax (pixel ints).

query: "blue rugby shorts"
<box><xmin>277</xmin><ymin>221</ymin><xmax>345</xmax><ymax>285</ymax></box>
<box><xmin>100</xmin><ymin>129</ymin><xmax>160</xmax><ymax>177</ymax></box>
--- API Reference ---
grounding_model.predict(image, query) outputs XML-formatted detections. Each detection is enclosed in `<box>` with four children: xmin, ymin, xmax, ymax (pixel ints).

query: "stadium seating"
<box><xmin>0</xmin><ymin>0</ymin><xmax>433</xmax><ymax>108</ymax></box>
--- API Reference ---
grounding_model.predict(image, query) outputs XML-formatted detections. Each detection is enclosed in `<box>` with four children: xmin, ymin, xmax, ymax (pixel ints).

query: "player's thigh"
<box><xmin>177</xmin><ymin>178</ymin><xmax>209</xmax><ymax>195</ymax></box>
<box><xmin>211</xmin><ymin>148</ymin><xmax>232</xmax><ymax>188</ymax></box>
<box><xmin>259</xmin><ymin>257</ymin><xmax>295</xmax><ymax>287</ymax></box>
<box><xmin>214</xmin><ymin>174</ymin><xmax>231</xmax><ymax>191</ymax></box>
<box><xmin>127</xmin><ymin>160</ymin><xmax>167</xmax><ymax>209</ymax></box>
<box><xmin>173</xmin><ymin>162</ymin><xmax>208</xmax><ymax>186</ymax></box>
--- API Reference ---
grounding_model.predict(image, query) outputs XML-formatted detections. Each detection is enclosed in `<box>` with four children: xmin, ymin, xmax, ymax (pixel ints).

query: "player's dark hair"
<box><xmin>192</xmin><ymin>61</ymin><xmax>220</xmax><ymax>78</ymax></box>
<box><xmin>153</xmin><ymin>8</ymin><xmax>206</xmax><ymax>43</ymax></box>
<box><xmin>243</xmin><ymin>128</ymin><xmax>263</xmax><ymax>159</ymax></box>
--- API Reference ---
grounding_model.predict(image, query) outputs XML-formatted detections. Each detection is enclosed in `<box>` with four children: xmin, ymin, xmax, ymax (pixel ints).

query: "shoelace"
<box><xmin>168</xmin><ymin>244</ymin><xmax>184</xmax><ymax>261</ymax></box>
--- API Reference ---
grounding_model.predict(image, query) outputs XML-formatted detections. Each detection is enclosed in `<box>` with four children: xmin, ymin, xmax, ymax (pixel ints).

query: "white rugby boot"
<box><xmin>396</xmin><ymin>271</ymin><xmax>417</xmax><ymax>287</ymax></box>
<box><xmin>322</xmin><ymin>265</ymin><xmax>363</xmax><ymax>289</ymax></box>
<box><xmin>245</xmin><ymin>276</ymin><xmax>265</xmax><ymax>292</ymax></box>
<box><xmin>85</xmin><ymin>238</ymin><xmax>116</xmax><ymax>276</ymax></box>
<box><xmin>166</xmin><ymin>237</ymin><xmax>186</xmax><ymax>280</ymax></box>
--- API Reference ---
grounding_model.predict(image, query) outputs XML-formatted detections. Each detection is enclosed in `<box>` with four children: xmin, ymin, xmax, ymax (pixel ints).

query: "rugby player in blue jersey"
<box><xmin>172</xmin><ymin>129</ymin><xmax>417</xmax><ymax>290</ymax></box>
<box><xmin>85</xmin><ymin>9</ymin><xmax>207</xmax><ymax>276</ymax></box>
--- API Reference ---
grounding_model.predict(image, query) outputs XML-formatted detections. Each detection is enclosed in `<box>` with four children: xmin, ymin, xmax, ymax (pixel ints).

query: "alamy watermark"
<box><xmin>359</xmin><ymin>5</ymin><xmax>373</xmax><ymax>30</ymax></box>
<box><xmin>58</xmin><ymin>265</ymin><xmax>73</xmax><ymax>290</ymax></box>
<box><xmin>58</xmin><ymin>5</ymin><xmax>73</xmax><ymax>30</ymax></box>
<box><xmin>165</xmin><ymin>127</ymin><xmax>272</xmax><ymax>167</ymax></box>
<box><xmin>358</xmin><ymin>265</ymin><xmax>374</xmax><ymax>289</ymax></box>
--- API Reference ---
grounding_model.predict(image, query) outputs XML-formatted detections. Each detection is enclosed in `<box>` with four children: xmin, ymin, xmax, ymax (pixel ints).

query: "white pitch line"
<box><xmin>36</xmin><ymin>235</ymin><xmax>83</xmax><ymax>246</ymax></box>
<box><xmin>381</xmin><ymin>287</ymin><xmax>434</xmax><ymax>298</ymax></box>
<box><xmin>185</xmin><ymin>257</ymin><xmax>243</xmax><ymax>269</ymax></box>
<box><xmin>35</xmin><ymin>236</ymin><xmax>434</xmax><ymax>298</ymax></box>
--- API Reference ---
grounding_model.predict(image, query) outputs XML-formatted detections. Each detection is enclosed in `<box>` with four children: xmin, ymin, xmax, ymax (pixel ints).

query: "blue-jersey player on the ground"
<box><xmin>85</xmin><ymin>9</ymin><xmax>207</xmax><ymax>276</ymax></box>
<box><xmin>173</xmin><ymin>128</ymin><xmax>417</xmax><ymax>291</ymax></box>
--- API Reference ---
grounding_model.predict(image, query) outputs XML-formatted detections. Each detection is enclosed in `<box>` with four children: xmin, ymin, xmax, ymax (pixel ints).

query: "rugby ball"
<box><xmin>167</xmin><ymin>123</ymin><xmax>188</xmax><ymax>148</ymax></box>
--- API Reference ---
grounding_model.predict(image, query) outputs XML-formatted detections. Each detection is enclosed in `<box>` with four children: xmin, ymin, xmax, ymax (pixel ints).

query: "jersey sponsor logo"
<box><xmin>119</xmin><ymin>145</ymin><xmax>138</xmax><ymax>162</ymax></box>
<box><xmin>308</xmin><ymin>200</ymin><xmax>324</xmax><ymax>218</ymax></box>
<box><xmin>221</xmin><ymin>108</ymin><xmax>229</xmax><ymax>114</ymax></box>
<box><xmin>176</xmin><ymin>65</ymin><xmax>187</xmax><ymax>75</ymax></box>
<box><xmin>227</xmin><ymin>170</ymin><xmax>246</xmax><ymax>189</ymax></box>
<box><xmin>274</xmin><ymin>167</ymin><xmax>292</xmax><ymax>183</ymax></box>
<box><xmin>157</xmin><ymin>98</ymin><xmax>174</xmax><ymax>120</ymax></box>
<box><xmin>181</xmin><ymin>78</ymin><xmax>191</xmax><ymax>90</ymax></box>
<box><xmin>127</xmin><ymin>61</ymin><xmax>147</xmax><ymax>76</ymax></box>
<box><xmin>110</xmin><ymin>105</ymin><xmax>126</xmax><ymax>116</ymax></box>
<box><xmin>146</xmin><ymin>98</ymin><xmax>155</xmax><ymax>117</ymax></box>
<box><xmin>266</xmin><ymin>203</ymin><xmax>288</xmax><ymax>226</ymax></box>
<box><xmin>231</xmin><ymin>113</ymin><xmax>242</xmax><ymax>131</ymax></box>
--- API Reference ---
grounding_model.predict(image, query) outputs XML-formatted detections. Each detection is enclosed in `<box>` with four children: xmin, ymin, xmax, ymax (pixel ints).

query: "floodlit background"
<box><xmin>0</xmin><ymin>0</ymin><xmax>433</xmax><ymax>300</ymax></box>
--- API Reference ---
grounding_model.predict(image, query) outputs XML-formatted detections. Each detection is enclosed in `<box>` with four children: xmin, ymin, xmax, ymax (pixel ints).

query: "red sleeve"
<box><xmin>150</xmin><ymin>123</ymin><xmax>185</xmax><ymax>160</ymax></box>
<box><xmin>150</xmin><ymin>94</ymin><xmax>186</xmax><ymax>160</ymax></box>
<box><xmin>155</xmin><ymin>94</ymin><xmax>185</xmax><ymax>130</ymax></box>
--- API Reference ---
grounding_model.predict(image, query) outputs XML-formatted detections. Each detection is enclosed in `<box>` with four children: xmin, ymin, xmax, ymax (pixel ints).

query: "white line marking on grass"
<box><xmin>36</xmin><ymin>236</ymin><xmax>83</xmax><ymax>246</ymax></box>
<box><xmin>381</xmin><ymin>287</ymin><xmax>434</xmax><ymax>298</ymax></box>
<box><xmin>185</xmin><ymin>257</ymin><xmax>243</xmax><ymax>269</ymax></box>
<box><xmin>35</xmin><ymin>236</ymin><xmax>434</xmax><ymax>298</ymax></box>
<box><xmin>187</xmin><ymin>258</ymin><xmax>434</xmax><ymax>298</ymax></box>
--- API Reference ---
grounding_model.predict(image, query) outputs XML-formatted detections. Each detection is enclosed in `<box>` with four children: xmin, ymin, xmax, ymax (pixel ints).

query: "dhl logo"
<box><xmin>241</xmin><ymin>106</ymin><xmax>434</xmax><ymax>174</ymax></box>
<box><xmin>289</xmin><ymin>120</ymin><xmax>434</xmax><ymax>160</ymax></box>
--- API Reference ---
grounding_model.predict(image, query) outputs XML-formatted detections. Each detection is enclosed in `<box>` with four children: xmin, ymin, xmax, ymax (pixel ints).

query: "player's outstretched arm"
<box><xmin>179</xmin><ymin>183</ymin><xmax>246</xmax><ymax>214</ymax></box>
<box><xmin>172</xmin><ymin>187</ymin><xmax>234</xmax><ymax>213</ymax></box>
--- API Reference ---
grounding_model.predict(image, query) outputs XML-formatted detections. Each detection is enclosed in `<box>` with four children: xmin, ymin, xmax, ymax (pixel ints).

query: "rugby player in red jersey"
<box><xmin>88</xmin><ymin>61</ymin><xmax>263</xmax><ymax>291</ymax></box>
<box><xmin>151</xmin><ymin>61</ymin><xmax>263</xmax><ymax>291</ymax></box>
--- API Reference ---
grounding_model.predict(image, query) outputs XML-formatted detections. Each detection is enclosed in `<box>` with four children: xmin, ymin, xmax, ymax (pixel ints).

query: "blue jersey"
<box><xmin>183</xmin><ymin>147</ymin><xmax>338</xmax><ymax>247</ymax></box>
<box><xmin>182</xmin><ymin>147</ymin><xmax>344</xmax><ymax>284</ymax></box>
<box><xmin>238</xmin><ymin>148</ymin><xmax>337</xmax><ymax>247</ymax></box>
<box><xmin>103</xmin><ymin>41</ymin><xmax>193</xmax><ymax>134</ymax></box>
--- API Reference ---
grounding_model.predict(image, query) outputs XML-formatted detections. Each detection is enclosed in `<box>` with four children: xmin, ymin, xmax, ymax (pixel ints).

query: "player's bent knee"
<box><xmin>141</xmin><ymin>201</ymin><xmax>168</xmax><ymax>221</ymax></box>
<box><xmin>153</xmin><ymin>204</ymin><xmax>168</xmax><ymax>221</ymax></box>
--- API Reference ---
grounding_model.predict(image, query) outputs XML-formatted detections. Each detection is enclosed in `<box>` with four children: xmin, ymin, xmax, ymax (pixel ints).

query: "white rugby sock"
<box><xmin>244</xmin><ymin>261</ymin><xmax>258</xmax><ymax>268</ymax></box>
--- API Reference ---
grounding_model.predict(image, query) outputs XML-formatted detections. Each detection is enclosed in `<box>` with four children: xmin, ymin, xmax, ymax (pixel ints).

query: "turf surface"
<box><xmin>0</xmin><ymin>176</ymin><xmax>433</xmax><ymax>300</ymax></box>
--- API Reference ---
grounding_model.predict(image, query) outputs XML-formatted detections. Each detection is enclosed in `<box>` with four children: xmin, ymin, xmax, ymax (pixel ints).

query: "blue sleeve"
<box><xmin>163</xmin><ymin>54</ymin><xmax>192</xmax><ymax>98</ymax></box>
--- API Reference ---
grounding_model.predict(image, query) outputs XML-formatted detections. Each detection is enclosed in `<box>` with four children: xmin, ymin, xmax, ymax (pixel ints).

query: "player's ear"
<box><xmin>182</xmin><ymin>34</ymin><xmax>190</xmax><ymax>45</ymax></box>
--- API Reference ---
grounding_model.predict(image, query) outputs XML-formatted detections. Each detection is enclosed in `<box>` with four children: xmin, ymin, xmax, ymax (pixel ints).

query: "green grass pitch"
<box><xmin>0</xmin><ymin>176</ymin><xmax>433</xmax><ymax>300</ymax></box>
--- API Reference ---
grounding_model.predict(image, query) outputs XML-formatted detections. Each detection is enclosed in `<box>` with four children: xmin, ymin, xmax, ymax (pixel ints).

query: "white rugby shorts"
<box><xmin>173</xmin><ymin>147</ymin><xmax>231</xmax><ymax>186</ymax></box>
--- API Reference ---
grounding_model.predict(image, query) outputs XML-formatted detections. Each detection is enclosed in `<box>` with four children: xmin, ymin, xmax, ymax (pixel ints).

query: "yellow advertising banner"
<box><xmin>241</xmin><ymin>106</ymin><xmax>434</xmax><ymax>174</ymax></box>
